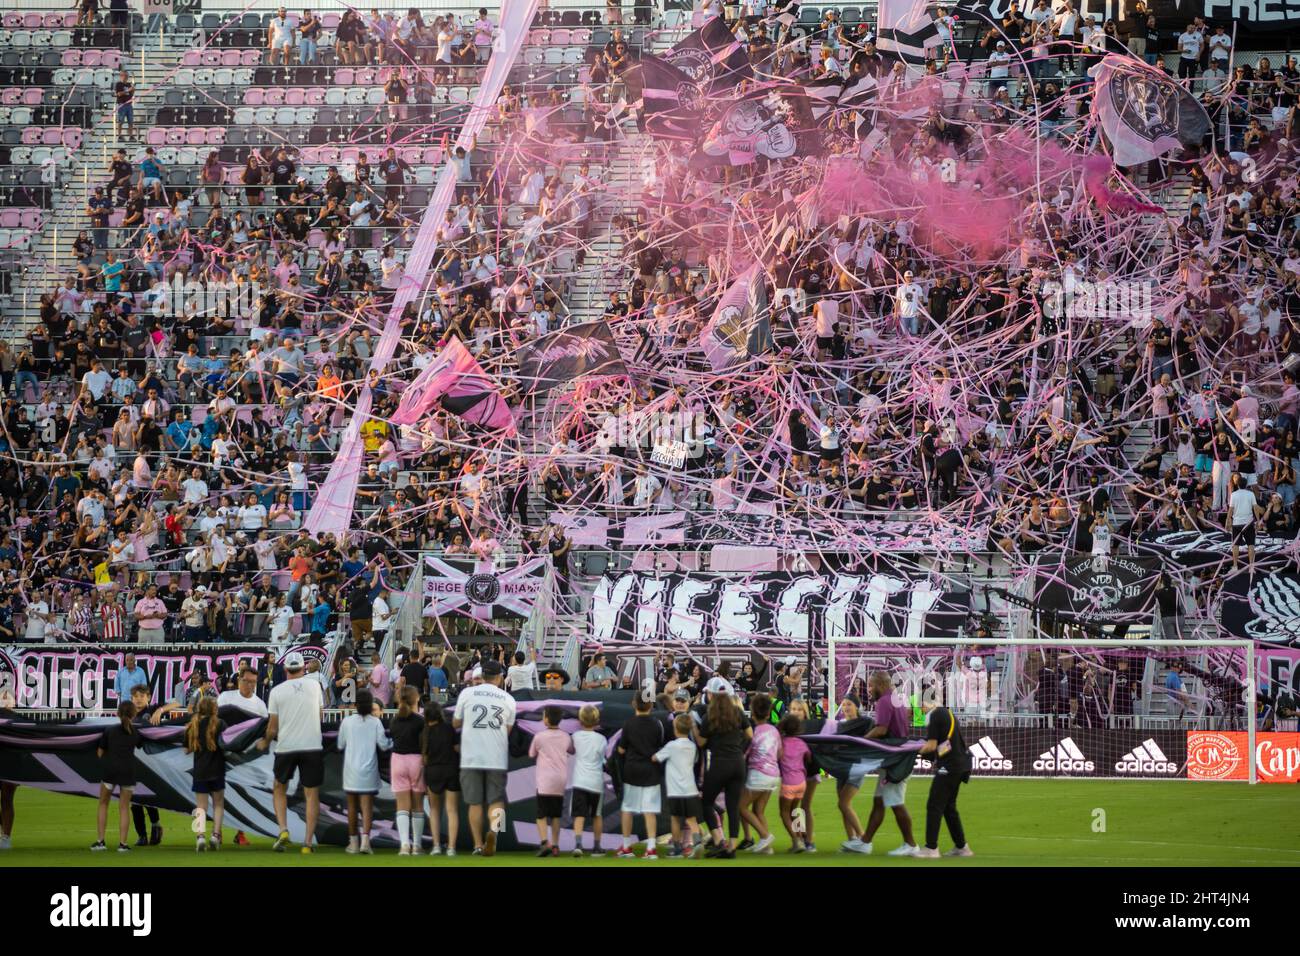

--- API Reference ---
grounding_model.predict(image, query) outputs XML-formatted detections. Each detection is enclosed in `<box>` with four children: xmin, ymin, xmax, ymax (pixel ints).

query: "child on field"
<box><xmin>569</xmin><ymin>704</ymin><xmax>607</xmax><ymax>857</ymax></box>
<box><xmin>528</xmin><ymin>705</ymin><xmax>574</xmax><ymax>857</ymax></box>
<box><xmin>184</xmin><ymin>696</ymin><xmax>227</xmax><ymax>852</ymax></box>
<box><xmin>777</xmin><ymin>712</ymin><xmax>814</xmax><ymax>852</ymax></box>
<box><xmin>740</xmin><ymin>693</ymin><xmax>781</xmax><ymax>854</ymax></box>
<box><xmin>653</xmin><ymin>713</ymin><xmax>703</xmax><ymax>857</ymax></box>
<box><xmin>337</xmin><ymin>690</ymin><xmax>390</xmax><ymax>854</ymax></box>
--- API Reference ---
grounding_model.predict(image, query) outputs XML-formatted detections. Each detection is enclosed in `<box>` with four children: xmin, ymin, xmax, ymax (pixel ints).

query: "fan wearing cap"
<box><xmin>256</xmin><ymin>651</ymin><xmax>325</xmax><ymax>854</ymax></box>
<box><xmin>540</xmin><ymin>665</ymin><xmax>570</xmax><ymax>691</ymax></box>
<box><xmin>988</xmin><ymin>39</ymin><xmax>1012</xmax><ymax>92</ymax></box>
<box><xmin>913</xmin><ymin>702</ymin><xmax>974</xmax><ymax>858</ymax></box>
<box><xmin>452</xmin><ymin>659</ymin><xmax>516</xmax><ymax>856</ymax></box>
<box><xmin>894</xmin><ymin>270</ymin><xmax>926</xmax><ymax>336</ymax></box>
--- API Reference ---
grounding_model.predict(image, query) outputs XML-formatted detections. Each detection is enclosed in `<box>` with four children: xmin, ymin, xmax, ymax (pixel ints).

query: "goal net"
<box><xmin>827</xmin><ymin>638</ymin><xmax>1258</xmax><ymax>783</ymax></box>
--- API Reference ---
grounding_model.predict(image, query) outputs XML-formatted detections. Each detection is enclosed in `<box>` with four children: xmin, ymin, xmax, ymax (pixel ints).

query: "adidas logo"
<box><xmin>968</xmin><ymin>736</ymin><xmax>1013</xmax><ymax>771</ymax></box>
<box><xmin>1115</xmin><ymin>739</ymin><xmax>1178</xmax><ymax>775</ymax></box>
<box><xmin>1033</xmin><ymin>737</ymin><xmax>1096</xmax><ymax>773</ymax></box>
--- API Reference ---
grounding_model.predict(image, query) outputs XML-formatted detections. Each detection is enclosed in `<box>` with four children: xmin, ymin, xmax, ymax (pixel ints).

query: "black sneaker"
<box><xmin>89</xmin><ymin>841</ymin><xmax>107</xmax><ymax>852</ymax></box>
<box><xmin>736</xmin><ymin>838</ymin><xmax>755</xmax><ymax>852</ymax></box>
<box><xmin>703</xmin><ymin>842</ymin><xmax>724</xmax><ymax>858</ymax></box>
<box><xmin>535</xmin><ymin>843</ymin><xmax>551</xmax><ymax>858</ymax></box>
<box><xmin>134</xmin><ymin>834</ymin><xmax>149</xmax><ymax>847</ymax></box>
<box><xmin>117</xmin><ymin>843</ymin><xmax>131</xmax><ymax>853</ymax></box>
<box><xmin>149</xmin><ymin>825</ymin><xmax>163</xmax><ymax>846</ymax></box>
<box><xmin>717</xmin><ymin>847</ymin><xmax>736</xmax><ymax>859</ymax></box>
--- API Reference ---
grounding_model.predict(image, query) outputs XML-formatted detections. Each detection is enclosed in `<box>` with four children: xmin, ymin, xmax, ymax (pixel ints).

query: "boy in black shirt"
<box><xmin>616</xmin><ymin>692</ymin><xmax>664</xmax><ymax>858</ymax></box>
<box><xmin>914</xmin><ymin>704</ymin><xmax>973</xmax><ymax>858</ymax></box>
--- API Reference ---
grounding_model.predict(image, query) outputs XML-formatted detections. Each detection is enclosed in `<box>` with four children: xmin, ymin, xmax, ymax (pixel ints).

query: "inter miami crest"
<box><xmin>1111</xmin><ymin>72</ymin><xmax>1178</xmax><ymax>141</ymax></box>
<box><xmin>465</xmin><ymin>573</ymin><xmax>501</xmax><ymax>607</ymax></box>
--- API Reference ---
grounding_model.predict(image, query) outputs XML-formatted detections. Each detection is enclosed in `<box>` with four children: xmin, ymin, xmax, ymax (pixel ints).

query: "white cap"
<box><xmin>283</xmin><ymin>652</ymin><xmax>305</xmax><ymax>671</ymax></box>
<box><xmin>704</xmin><ymin>676</ymin><xmax>734</xmax><ymax>697</ymax></box>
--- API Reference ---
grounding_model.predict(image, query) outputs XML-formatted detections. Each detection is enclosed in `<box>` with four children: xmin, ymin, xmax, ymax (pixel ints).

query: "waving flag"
<box><xmin>641</xmin><ymin>53</ymin><xmax>706</xmax><ymax>142</ymax></box>
<box><xmin>423</xmin><ymin>555</ymin><xmax>549</xmax><ymax>620</ymax></box>
<box><xmin>517</xmin><ymin>321</ymin><xmax>628</xmax><ymax>393</ymax></box>
<box><xmin>663</xmin><ymin>15</ymin><xmax>751</xmax><ymax>97</ymax></box>
<box><xmin>1089</xmin><ymin>55</ymin><xmax>1211</xmax><ymax>167</ymax></box>
<box><xmin>877</xmin><ymin>0</ymin><xmax>943</xmax><ymax>64</ymax></box>
<box><xmin>390</xmin><ymin>337</ymin><xmax>514</xmax><ymax>431</ymax></box>
<box><xmin>701</xmin><ymin>263</ymin><xmax>771</xmax><ymax>369</ymax></box>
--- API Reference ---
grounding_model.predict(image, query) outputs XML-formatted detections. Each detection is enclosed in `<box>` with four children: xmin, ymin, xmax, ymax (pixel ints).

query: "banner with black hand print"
<box><xmin>1221</xmin><ymin>568</ymin><xmax>1300</xmax><ymax>647</ymax></box>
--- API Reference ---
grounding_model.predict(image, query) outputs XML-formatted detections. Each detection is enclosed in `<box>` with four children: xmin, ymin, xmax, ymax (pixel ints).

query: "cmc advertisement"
<box><xmin>1186</xmin><ymin>731</ymin><xmax>1300</xmax><ymax>783</ymax></box>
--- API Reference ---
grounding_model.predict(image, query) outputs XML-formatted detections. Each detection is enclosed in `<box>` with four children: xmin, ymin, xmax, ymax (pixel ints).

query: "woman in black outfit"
<box><xmin>693</xmin><ymin>691</ymin><xmax>752</xmax><ymax>858</ymax></box>
<box><xmin>92</xmin><ymin>701</ymin><xmax>142</xmax><ymax>852</ymax></box>
<box><xmin>422</xmin><ymin>700</ymin><xmax>460</xmax><ymax>855</ymax></box>
<box><xmin>735</xmin><ymin>659</ymin><xmax>768</xmax><ymax>700</ymax></box>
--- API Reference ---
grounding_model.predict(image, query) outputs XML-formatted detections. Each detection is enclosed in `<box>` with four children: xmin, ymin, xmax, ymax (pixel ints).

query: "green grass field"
<box><xmin>3</xmin><ymin>778</ymin><xmax>1298</xmax><ymax>867</ymax></box>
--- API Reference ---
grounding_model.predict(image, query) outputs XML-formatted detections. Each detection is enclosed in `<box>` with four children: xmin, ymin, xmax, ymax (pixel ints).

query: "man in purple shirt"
<box><xmin>856</xmin><ymin>671</ymin><xmax>919</xmax><ymax>856</ymax></box>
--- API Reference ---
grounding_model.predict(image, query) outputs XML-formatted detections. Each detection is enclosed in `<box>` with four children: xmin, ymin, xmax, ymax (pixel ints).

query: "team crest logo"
<box><xmin>1111</xmin><ymin>72</ymin><xmax>1178</xmax><ymax>141</ymax></box>
<box><xmin>665</xmin><ymin>46</ymin><xmax>713</xmax><ymax>86</ymax></box>
<box><xmin>715</xmin><ymin>304</ymin><xmax>748</xmax><ymax>350</ymax></box>
<box><xmin>465</xmin><ymin>573</ymin><xmax>501</xmax><ymax>606</ymax></box>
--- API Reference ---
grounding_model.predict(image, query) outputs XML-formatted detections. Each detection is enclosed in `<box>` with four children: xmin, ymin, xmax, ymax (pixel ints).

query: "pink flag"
<box><xmin>625</xmin><ymin>511</ymin><xmax>688</xmax><ymax>545</ymax></box>
<box><xmin>390</xmin><ymin>337</ymin><xmax>515</xmax><ymax>431</ymax></box>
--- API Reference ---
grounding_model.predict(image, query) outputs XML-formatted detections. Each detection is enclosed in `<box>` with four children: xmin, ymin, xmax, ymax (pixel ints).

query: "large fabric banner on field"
<box><xmin>1220</xmin><ymin>568</ymin><xmax>1300</xmax><ymax>647</ymax></box>
<box><xmin>422</xmin><ymin>555</ymin><xmax>548</xmax><ymax>620</ymax></box>
<box><xmin>1034</xmin><ymin>554</ymin><xmax>1159</xmax><ymax>623</ymax></box>
<box><xmin>515</xmin><ymin>322</ymin><xmax>628</xmax><ymax>394</ymax></box>
<box><xmin>589</xmin><ymin>571</ymin><xmax>970</xmax><ymax>648</ymax></box>
<box><xmin>0</xmin><ymin>641</ymin><xmax>336</xmax><ymax>710</ymax></box>
<box><xmin>0</xmin><ymin>694</ymin><xmax>922</xmax><ymax>848</ymax></box>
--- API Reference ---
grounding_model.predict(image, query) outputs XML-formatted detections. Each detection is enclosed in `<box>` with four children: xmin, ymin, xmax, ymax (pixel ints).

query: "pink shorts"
<box><xmin>390</xmin><ymin>753</ymin><xmax>425</xmax><ymax>793</ymax></box>
<box><xmin>780</xmin><ymin>782</ymin><xmax>807</xmax><ymax>801</ymax></box>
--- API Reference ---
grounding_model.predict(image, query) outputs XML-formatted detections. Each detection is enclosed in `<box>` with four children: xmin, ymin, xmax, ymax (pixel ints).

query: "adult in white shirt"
<box><xmin>988</xmin><ymin>41</ymin><xmax>1012</xmax><ymax>91</ymax></box>
<box><xmin>268</xmin><ymin>597</ymin><xmax>294</xmax><ymax>642</ymax></box>
<box><xmin>24</xmin><ymin>592</ymin><xmax>51</xmax><ymax>642</ymax></box>
<box><xmin>371</xmin><ymin>590</ymin><xmax>393</xmax><ymax>635</ymax></box>
<box><xmin>1207</xmin><ymin>26</ymin><xmax>1230</xmax><ymax>64</ymax></box>
<box><xmin>1177</xmin><ymin>24</ymin><xmax>1203</xmax><ymax>79</ymax></box>
<box><xmin>895</xmin><ymin>270</ymin><xmax>926</xmax><ymax>335</ymax></box>
<box><xmin>81</xmin><ymin>361</ymin><xmax>112</xmax><ymax>401</ymax></box>
<box><xmin>257</xmin><ymin>652</ymin><xmax>325</xmax><ymax>851</ymax></box>
<box><xmin>1226</xmin><ymin>475</ymin><xmax>1260</xmax><ymax>571</ymax></box>
<box><xmin>238</xmin><ymin>493</ymin><xmax>268</xmax><ymax>530</ymax></box>
<box><xmin>267</xmin><ymin>9</ymin><xmax>294</xmax><ymax>66</ymax></box>
<box><xmin>506</xmin><ymin>647</ymin><xmax>539</xmax><ymax>691</ymax></box>
<box><xmin>452</xmin><ymin>660</ymin><xmax>516</xmax><ymax>855</ymax></box>
<box><xmin>217</xmin><ymin>669</ymin><xmax>269</xmax><ymax>717</ymax></box>
<box><xmin>336</xmin><ymin>696</ymin><xmax>390</xmax><ymax>853</ymax></box>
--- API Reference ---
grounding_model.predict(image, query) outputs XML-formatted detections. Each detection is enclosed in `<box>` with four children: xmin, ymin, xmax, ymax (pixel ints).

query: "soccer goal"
<box><xmin>827</xmin><ymin>637</ymin><xmax>1258</xmax><ymax>784</ymax></box>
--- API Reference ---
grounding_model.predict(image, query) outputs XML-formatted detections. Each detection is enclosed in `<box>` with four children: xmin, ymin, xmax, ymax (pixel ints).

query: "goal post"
<box><xmin>827</xmin><ymin>637</ymin><xmax>1257</xmax><ymax>784</ymax></box>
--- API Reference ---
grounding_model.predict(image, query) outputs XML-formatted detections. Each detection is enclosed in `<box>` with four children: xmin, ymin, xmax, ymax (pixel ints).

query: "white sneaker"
<box><xmin>0</xmin><ymin>834</ymin><xmax>12</xmax><ymax>849</ymax></box>
<box><xmin>360</xmin><ymin>838</ymin><xmax>372</xmax><ymax>855</ymax></box>
<box><xmin>429</xmin><ymin>844</ymin><xmax>443</xmax><ymax>856</ymax></box>
<box><xmin>754</xmin><ymin>834</ymin><xmax>775</xmax><ymax>854</ymax></box>
<box><xmin>840</xmin><ymin>838</ymin><xmax>871</xmax><ymax>854</ymax></box>
<box><xmin>446</xmin><ymin>847</ymin><xmax>457</xmax><ymax>857</ymax></box>
<box><xmin>944</xmin><ymin>845</ymin><xmax>974</xmax><ymax>857</ymax></box>
<box><xmin>914</xmin><ymin>847</ymin><xmax>942</xmax><ymax>859</ymax></box>
<box><xmin>887</xmin><ymin>844</ymin><xmax>918</xmax><ymax>857</ymax></box>
<box><xmin>345</xmin><ymin>838</ymin><xmax>359</xmax><ymax>855</ymax></box>
<box><xmin>398</xmin><ymin>844</ymin><xmax>412</xmax><ymax>856</ymax></box>
<box><xmin>196</xmin><ymin>836</ymin><xmax>207</xmax><ymax>853</ymax></box>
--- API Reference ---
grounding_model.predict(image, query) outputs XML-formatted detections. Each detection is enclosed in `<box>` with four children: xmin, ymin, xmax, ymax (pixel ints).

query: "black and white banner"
<box><xmin>1139</xmin><ymin>528</ymin><xmax>1294</xmax><ymax>570</ymax></box>
<box><xmin>515</xmin><ymin>321</ymin><xmax>628</xmax><ymax>394</ymax></box>
<box><xmin>0</xmin><ymin>641</ymin><xmax>336</xmax><ymax>710</ymax></box>
<box><xmin>1034</xmin><ymin>554</ymin><xmax>1159</xmax><ymax>623</ymax></box>
<box><xmin>956</xmin><ymin>0</ymin><xmax>1300</xmax><ymax>39</ymax></box>
<box><xmin>422</xmin><ymin>555</ymin><xmax>548</xmax><ymax>621</ymax></box>
<box><xmin>590</xmin><ymin>571</ymin><xmax>970</xmax><ymax>648</ymax></box>
<box><xmin>1221</xmin><ymin>567</ymin><xmax>1300</xmax><ymax>647</ymax></box>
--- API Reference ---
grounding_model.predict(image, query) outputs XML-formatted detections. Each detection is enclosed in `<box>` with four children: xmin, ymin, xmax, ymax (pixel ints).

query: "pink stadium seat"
<box><xmin>245</xmin><ymin>87</ymin><xmax>265</xmax><ymax>105</ymax></box>
<box><xmin>43</xmin><ymin>13</ymin><xmax>62</xmax><ymax>27</ymax></box>
<box><xmin>240</xmin><ymin>49</ymin><xmax>261</xmax><ymax>66</ymax></box>
<box><xmin>182</xmin><ymin>49</ymin><xmax>202</xmax><ymax>66</ymax></box>
<box><xmin>422</xmin><ymin>147</ymin><xmax>443</xmax><ymax>164</ymax></box>
<box><xmin>165</xmin><ymin>128</ymin><xmax>186</xmax><ymax>145</ymax></box>
<box><xmin>0</xmin><ymin>210</ymin><xmax>19</xmax><ymax>229</ymax></box>
<box><xmin>400</xmin><ymin>146</ymin><xmax>421</xmax><ymax>163</ymax></box>
<box><xmin>1</xmin><ymin>89</ymin><xmax>20</xmax><ymax>106</ymax></box>
<box><xmin>102</xmin><ymin>50</ymin><xmax>121</xmax><ymax>69</ymax></box>
<box><xmin>205</xmin><ymin>127</ymin><xmax>226</xmax><ymax>145</ymax></box>
<box><xmin>1</xmin><ymin>13</ymin><xmax>20</xmax><ymax>28</ymax></box>
<box><xmin>264</xmin><ymin>87</ymin><xmax>285</xmax><ymax>105</ymax></box>
<box><xmin>41</xmin><ymin>128</ymin><xmax>63</xmax><ymax>145</ymax></box>
<box><xmin>356</xmin><ymin>68</ymin><xmax>375</xmax><ymax>85</ymax></box>
<box><xmin>63</xmin><ymin>11</ymin><xmax>78</xmax><ymax>26</ymax></box>
<box><xmin>285</xmin><ymin>87</ymin><xmax>305</xmax><ymax>105</ymax></box>
<box><xmin>552</xmin><ymin>28</ymin><xmax>571</xmax><ymax>43</ymax></box>
<box><xmin>320</xmin><ymin>145</ymin><xmax>340</xmax><ymax>164</ymax></box>
<box><xmin>109</xmin><ymin>210</ymin><xmax>126</xmax><ymax>228</ymax></box>
<box><xmin>146</xmin><ymin>128</ymin><xmax>167</xmax><ymax>146</ymax></box>
<box><xmin>305</xmin><ymin>87</ymin><xmax>324</xmax><ymax>105</ymax></box>
<box><xmin>61</xmin><ymin>49</ymin><xmax>80</xmax><ymax>66</ymax></box>
<box><xmin>221</xmin><ymin>49</ymin><xmax>241</xmax><ymax>67</ymax></box>
<box><xmin>186</xmin><ymin>128</ymin><xmax>207</xmax><ymax>146</ymax></box>
<box><xmin>20</xmin><ymin>128</ymin><xmax>40</xmax><ymax>145</ymax></box>
<box><xmin>82</xmin><ymin>49</ymin><xmax>102</xmax><ymax>67</ymax></box>
<box><xmin>22</xmin><ymin>14</ymin><xmax>42</xmax><ymax>28</ymax></box>
<box><xmin>335</xmin><ymin>68</ymin><xmax>354</xmax><ymax>85</ymax></box>
<box><xmin>22</xmin><ymin>87</ymin><xmax>42</xmax><ymax>105</ymax></box>
<box><xmin>321</xmin><ymin>13</ymin><xmax>340</xmax><ymax>27</ymax></box>
<box><xmin>298</xmin><ymin>146</ymin><xmax>318</xmax><ymax>163</ymax></box>
<box><xmin>20</xmin><ymin>209</ymin><xmax>42</xmax><ymax>230</ymax></box>
<box><xmin>61</xmin><ymin>128</ymin><xmax>81</xmax><ymax>149</ymax></box>
<box><xmin>201</xmin><ymin>48</ymin><xmax>221</xmax><ymax>66</ymax></box>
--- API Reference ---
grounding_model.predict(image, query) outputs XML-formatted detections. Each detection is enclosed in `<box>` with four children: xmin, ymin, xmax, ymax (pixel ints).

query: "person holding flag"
<box><xmin>914</xmin><ymin>702</ymin><xmax>974</xmax><ymax>858</ymax></box>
